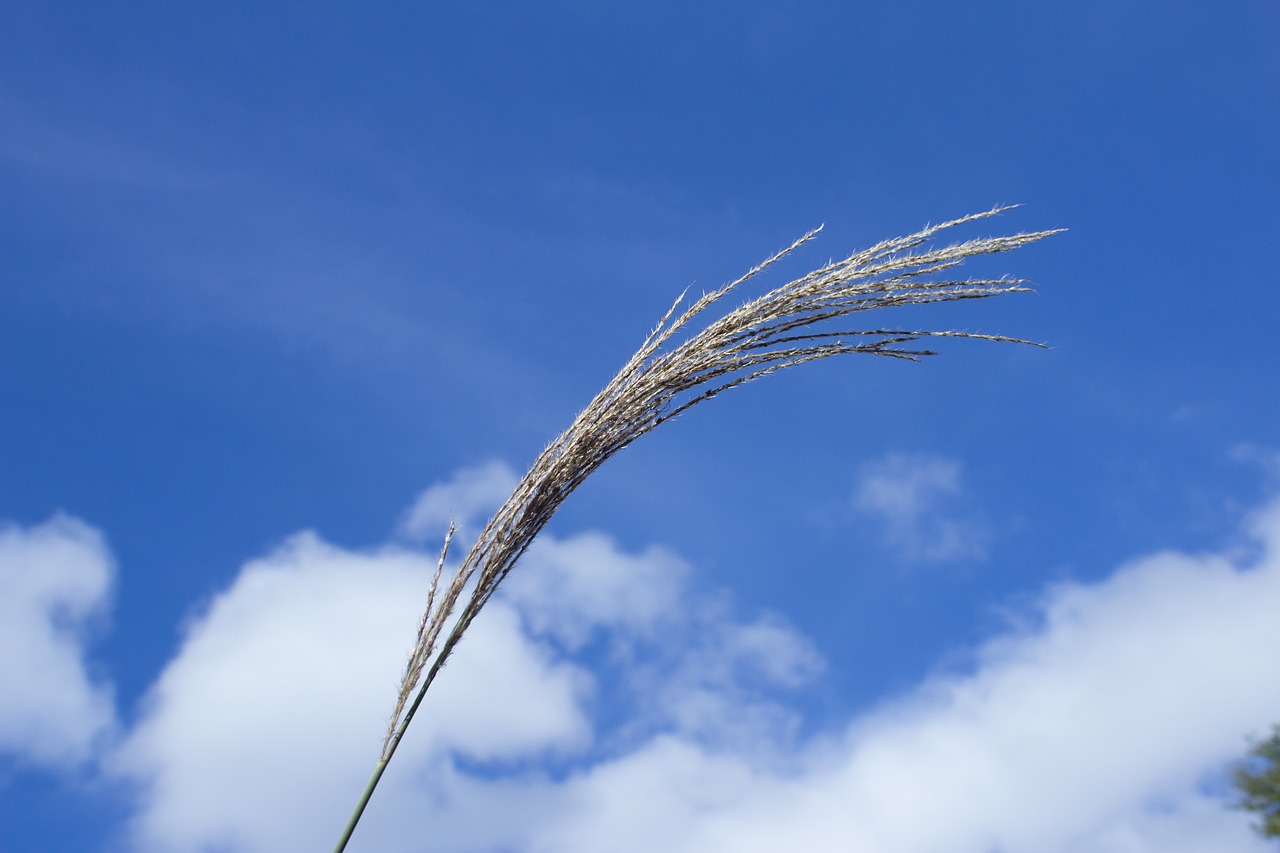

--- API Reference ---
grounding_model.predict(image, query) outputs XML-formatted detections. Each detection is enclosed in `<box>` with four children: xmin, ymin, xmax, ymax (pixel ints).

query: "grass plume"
<box><xmin>334</xmin><ymin>206</ymin><xmax>1061</xmax><ymax>851</ymax></box>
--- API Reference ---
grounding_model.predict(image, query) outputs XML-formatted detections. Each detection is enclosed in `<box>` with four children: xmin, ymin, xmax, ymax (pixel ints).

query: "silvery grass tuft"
<box><xmin>334</xmin><ymin>206</ymin><xmax>1061</xmax><ymax>850</ymax></box>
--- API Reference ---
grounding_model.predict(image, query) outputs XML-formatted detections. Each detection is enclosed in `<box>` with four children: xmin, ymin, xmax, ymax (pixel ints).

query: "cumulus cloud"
<box><xmin>104</xmin><ymin>464</ymin><xmax>822</xmax><ymax>853</ymax></box>
<box><xmin>0</xmin><ymin>514</ymin><xmax>117</xmax><ymax>770</ymax></box>
<box><xmin>522</xmin><ymin>499</ymin><xmax>1280</xmax><ymax>853</ymax></box>
<box><xmin>9</xmin><ymin>468</ymin><xmax>1279</xmax><ymax>853</ymax></box>
<box><xmin>108</xmin><ymin>531</ymin><xmax>592</xmax><ymax>852</ymax></box>
<box><xmin>397</xmin><ymin>460</ymin><xmax>518</xmax><ymax>542</ymax></box>
<box><xmin>853</xmin><ymin>452</ymin><xmax>988</xmax><ymax>561</ymax></box>
<box><xmin>504</xmin><ymin>532</ymin><xmax>689</xmax><ymax>649</ymax></box>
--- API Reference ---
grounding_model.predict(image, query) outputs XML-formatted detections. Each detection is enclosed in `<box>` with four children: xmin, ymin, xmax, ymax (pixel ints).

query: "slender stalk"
<box><xmin>334</xmin><ymin>633</ymin><xmax>454</xmax><ymax>852</ymax></box>
<box><xmin>333</xmin><ymin>760</ymin><xmax>387</xmax><ymax>853</ymax></box>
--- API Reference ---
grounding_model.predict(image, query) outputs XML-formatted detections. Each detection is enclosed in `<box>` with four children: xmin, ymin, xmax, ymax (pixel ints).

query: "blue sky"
<box><xmin>2</xmin><ymin>3</ymin><xmax>1279</xmax><ymax>851</ymax></box>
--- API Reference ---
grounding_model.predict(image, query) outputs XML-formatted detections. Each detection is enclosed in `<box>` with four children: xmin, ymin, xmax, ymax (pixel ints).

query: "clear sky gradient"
<box><xmin>2</xmin><ymin>3</ymin><xmax>1279</xmax><ymax>851</ymax></box>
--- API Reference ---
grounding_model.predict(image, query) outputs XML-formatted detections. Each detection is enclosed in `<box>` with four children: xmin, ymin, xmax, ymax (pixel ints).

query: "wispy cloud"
<box><xmin>853</xmin><ymin>452</ymin><xmax>988</xmax><ymax>562</ymax></box>
<box><xmin>1232</xmin><ymin>443</ymin><xmax>1280</xmax><ymax>484</ymax></box>
<box><xmin>0</xmin><ymin>94</ymin><xmax>224</xmax><ymax>193</ymax></box>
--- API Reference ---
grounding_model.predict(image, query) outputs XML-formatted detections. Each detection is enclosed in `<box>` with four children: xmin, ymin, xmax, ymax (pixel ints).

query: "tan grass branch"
<box><xmin>334</xmin><ymin>206</ymin><xmax>1062</xmax><ymax>852</ymax></box>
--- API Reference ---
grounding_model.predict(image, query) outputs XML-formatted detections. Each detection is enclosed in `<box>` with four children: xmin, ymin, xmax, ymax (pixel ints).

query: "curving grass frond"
<box><xmin>334</xmin><ymin>206</ymin><xmax>1061</xmax><ymax>851</ymax></box>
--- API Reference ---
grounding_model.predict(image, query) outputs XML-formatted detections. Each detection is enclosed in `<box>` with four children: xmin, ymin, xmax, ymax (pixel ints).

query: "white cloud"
<box><xmin>853</xmin><ymin>452</ymin><xmax>988</xmax><ymax>561</ymax></box>
<box><xmin>520</xmin><ymin>499</ymin><xmax>1280</xmax><ymax>853</ymax></box>
<box><xmin>0</xmin><ymin>514</ymin><xmax>117</xmax><ymax>770</ymax></box>
<box><xmin>104</xmin><ymin>465</ymin><xmax>820</xmax><ymax>852</ymax></box>
<box><xmin>398</xmin><ymin>460</ymin><xmax>518</xmax><ymax>543</ymax></box>
<box><xmin>504</xmin><ymin>532</ymin><xmax>689</xmax><ymax>649</ymax></box>
<box><xmin>506</xmin><ymin>532</ymin><xmax>823</xmax><ymax>754</ymax></box>
<box><xmin>107</xmin><ymin>529</ymin><xmax>591</xmax><ymax>852</ymax></box>
<box><xmin>9</xmin><ymin>469</ymin><xmax>1280</xmax><ymax>853</ymax></box>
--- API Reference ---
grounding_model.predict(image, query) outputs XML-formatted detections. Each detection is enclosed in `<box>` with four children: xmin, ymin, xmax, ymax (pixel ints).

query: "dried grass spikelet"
<box><xmin>336</xmin><ymin>206</ymin><xmax>1061</xmax><ymax>851</ymax></box>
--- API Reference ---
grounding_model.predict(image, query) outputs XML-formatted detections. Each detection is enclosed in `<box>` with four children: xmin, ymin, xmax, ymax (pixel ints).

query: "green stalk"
<box><xmin>334</xmin><ymin>658</ymin><xmax>440</xmax><ymax>851</ymax></box>
<box><xmin>333</xmin><ymin>759</ymin><xmax>387</xmax><ymax>853</ymax></box>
